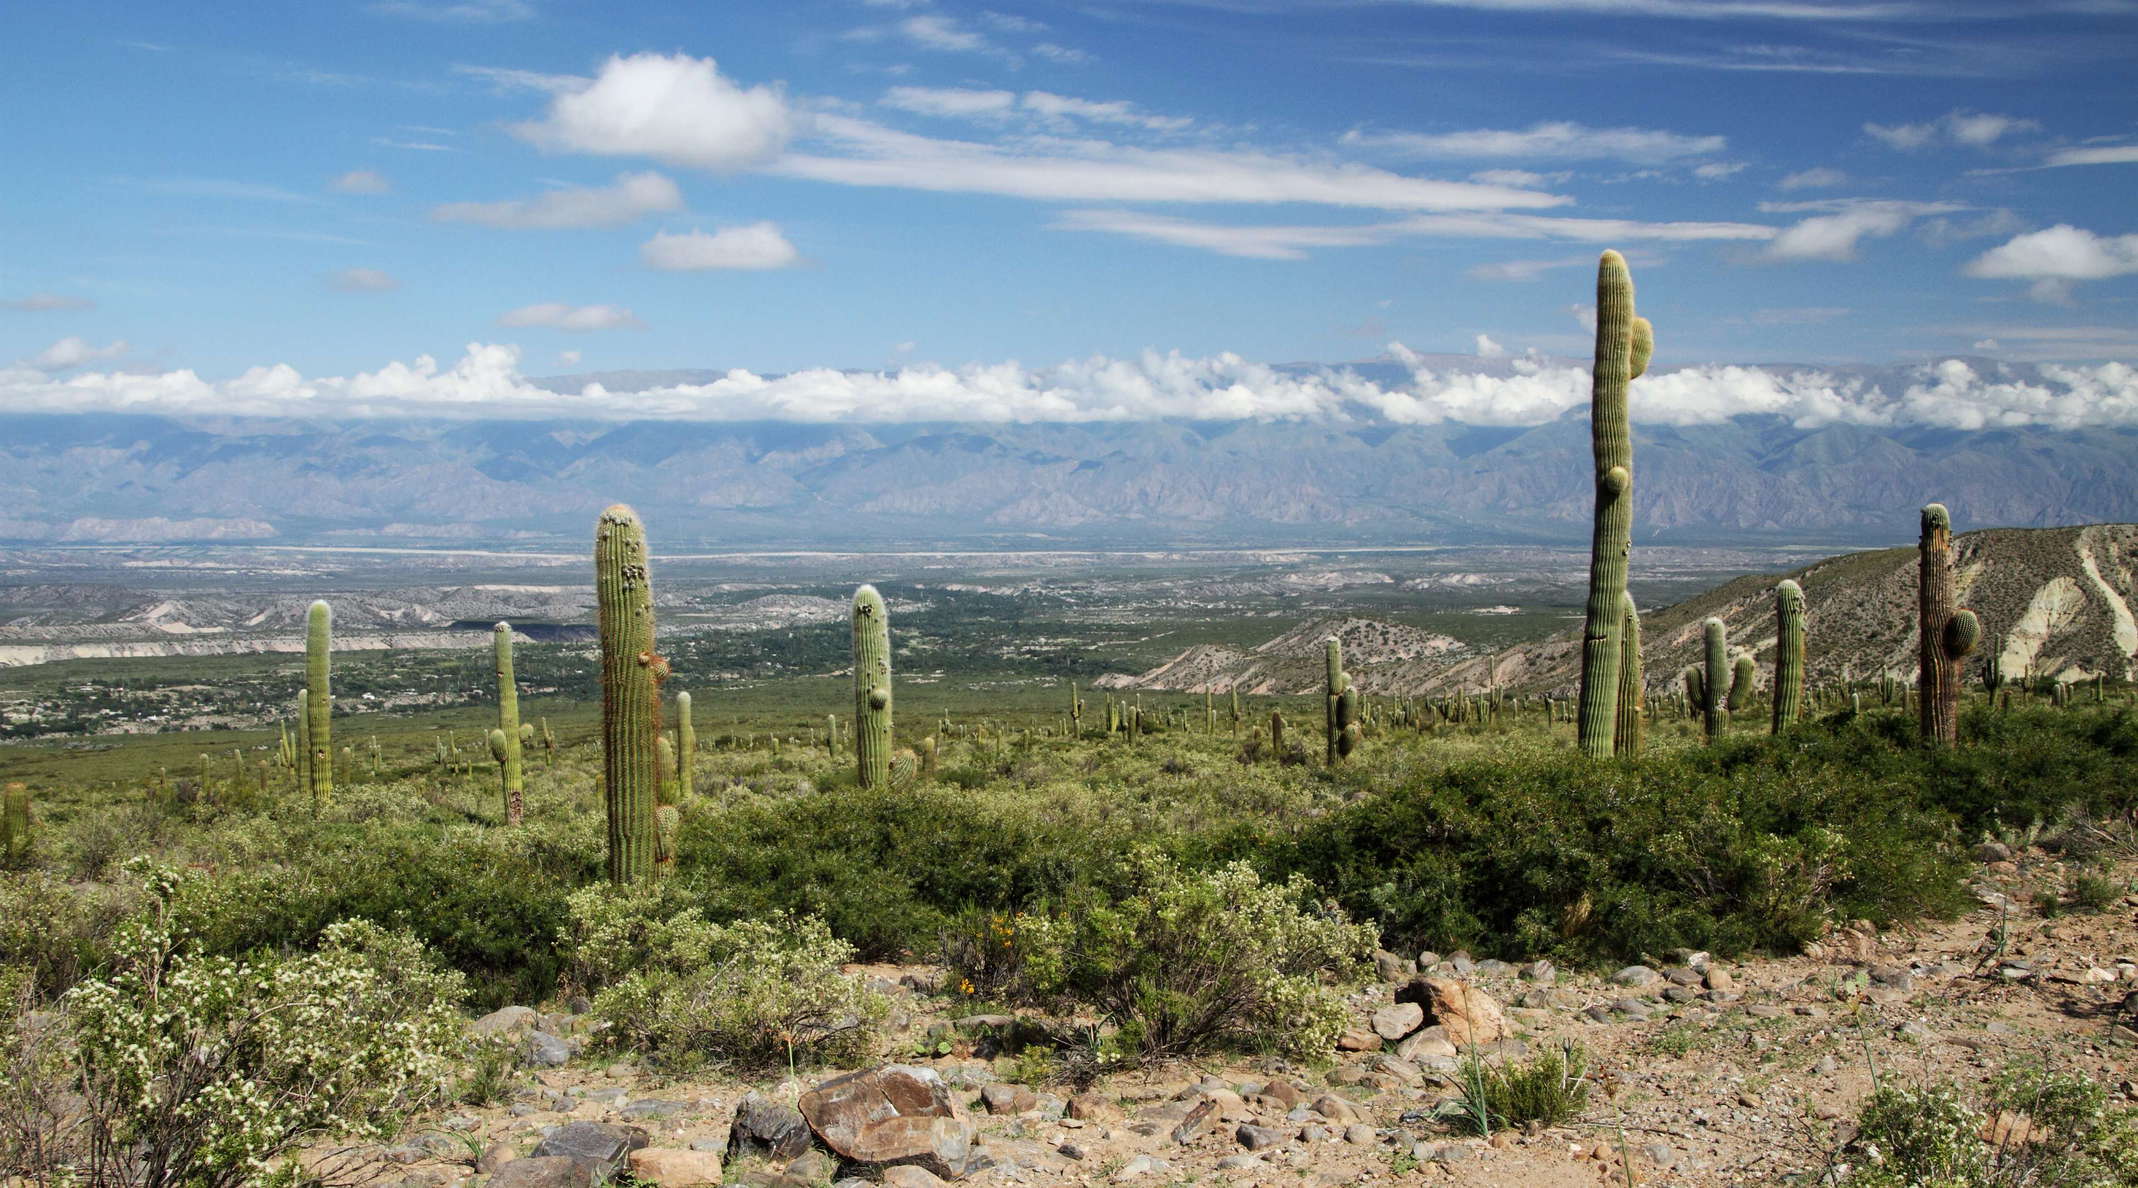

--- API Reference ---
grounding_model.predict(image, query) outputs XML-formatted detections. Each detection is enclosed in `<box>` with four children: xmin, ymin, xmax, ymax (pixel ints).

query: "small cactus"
<box><xmin>494</xmin><ymin>622</ymin><xmax>524</xmax><ymax>826</ymax></box>
<box><xmin>1773</xmin><ymin>580</ymin><xmax>1806</xmax><ymax>733</ymax></box>
<box><xmin>1702</xmin><ymin>617</ymin><xmax>1728</xmax><ymax>740</ymax></box>
<box><xmin>2</xmin><ymin>782</ymin><xmax>28</xmax><ymax>864</ymax></box>
<box><xmin>853</xmin><ymin>585</ymin><xmax>894</xmax><ymax>789</ymax></box>
<box><xmin>675</xmin><ymin>691</ymin><xmax>696</xmax><ymax>801</ymax></box>
<box><xmin>1728</xmin><ymin>654</ymin><xmax>1757</xmax><ymax>712</ymax></box>
<box><xmin>305</xmin><ymin>600</ymin><xmax>333</xmax><ymax>811</ymax></box>
<box><xmin>1918</xmin><ymin>504</ymin><xmax>1977</xmax><ymax>746</ymax></box>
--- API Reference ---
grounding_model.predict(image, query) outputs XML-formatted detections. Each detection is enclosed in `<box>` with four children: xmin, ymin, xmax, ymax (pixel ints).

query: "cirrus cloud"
<box><xmin>497</xmin><ymin>303</ymin><xmax>644</xmax><ymax>331</ymax></box>
<box><xmin>640</xmin><ymin>223</ymin><xmax>801</xmax><ymax>271</ymax></box>
<box><xmin>431</xmin><ymin>172</ymin><xmax>683</xmax><ymax>229</ymax></box>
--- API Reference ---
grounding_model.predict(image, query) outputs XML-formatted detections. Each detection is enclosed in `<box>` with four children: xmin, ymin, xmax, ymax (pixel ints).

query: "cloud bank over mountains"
<box><xmin>4</xmin><ymin>341</ymin><xmax>2133</xmax><ymax>432</ymax></box>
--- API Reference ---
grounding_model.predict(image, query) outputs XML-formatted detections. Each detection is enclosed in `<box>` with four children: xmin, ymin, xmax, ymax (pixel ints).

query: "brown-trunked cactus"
<box><xmin>1918</xmin><ymin>504</ymin><xmax>1978</xmax><ymax>746</ymax></box>
<box><xmin>493</xmin><ymin>622</ymin><xmax>524</xmax><ymax>826</ymax></box>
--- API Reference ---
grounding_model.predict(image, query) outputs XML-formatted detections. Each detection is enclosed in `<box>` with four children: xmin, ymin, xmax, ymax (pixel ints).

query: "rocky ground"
<box><xmin>338</xmin><ymin>847</ymin><xmax>2137</xmax><ymax>1188</ymax></box>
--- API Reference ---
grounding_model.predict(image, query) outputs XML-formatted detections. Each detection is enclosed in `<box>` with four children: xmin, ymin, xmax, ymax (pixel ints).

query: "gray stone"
<box><xmin>787</xmin><ymin>1149</ymin><xmax>840</xmax><ymax>1182</ymax></box>
<box><xmin>1612</xmin><ymin>966</ymin><xmax>1659</xmax><ymax>989</ymax></box>
<box><xmin>1374</xmin><ymin>949</ymin><xmax>1417</xmax><ymax>982</ymax></box>
<box><xmin>1519</xmin><ymin>960</ymin><xmax>1557</xmax><ymax>984</ymax></box>
<box><xmin>1215</xmin><ymin>1153</ymin><xmax>1262</xmax><ymax>1170</ymax></box>
<box><xmin>1663</xmin><ymin>966</ymin><xmax>1703</xmax><ymax>987</ymax></box>
<box><xmin>1473</xmin><ymin>959</ymin><xmax>1515</xmax><ymax>978</ymax></box>
<box><xmin>530</xmin><ymin>1122</ymin><xmax>648</xmax><ymax>1175</ymax></box>
<box><xmin>1371</xmin><ymin>1002</ymin><xmax>1425</xmax><ymax>1041</ymax></box>
<box><xmin>882</xmin><ymin>1168</ymin><xmax>949</xmax><ymax>1188</ymax></box>
<box><xmin>486</xmin><ymin>1156</ymin><xmax>601</xmax><ymax>1188</ymax></box>
<box><xmin>471</xmin><ymin>1005</ymin><xmax>539</xmax><ymax>1036</ymax></box>
<box><xmin>728</xmin><ymin>1092</ymin><xmax>814</xmax><ymax>1164</ymax></box>
<box><xmin>1236</xmin><ymin>1124</ymin><xmax>1291</xmax><ymax>1150</ymax></box>
<box><xmin>619</xmin><ymin>1098</ymin><xmax>689</xmax><ymax>1121</ymax></box>
<box><xmin>1113</xmin><ymin>1154</ymin><xmax>1170</xmax><ymax>1181</ymax></box>
<box><xmin>524</xmin><ymin>1031</ymin><xmax>571</xmax><ymax>1068</ymax></box>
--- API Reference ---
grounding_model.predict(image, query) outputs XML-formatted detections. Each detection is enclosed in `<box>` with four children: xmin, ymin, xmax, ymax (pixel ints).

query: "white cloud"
<box><xmin>2043</xmin><ymin>144</ymin><xmax>2138</xmax><ymax>168</ymax></box>
<box><xmin>1033</xmin><ymin>43</ymin><xmax>1094</xmax><ymax>64</ymax></box>
<box><xmin>640</xmin><ymin>223</ymin><xmax>801</xmax><ymax>271</ymax></box>
<box><xmin>1342</xmin><ymin>121</ymin><xmax>1726</xmax><ymax>164</ymax></box>
<box><xmin>2</xmin><ymin>293</ymin><xmax>95</xmax><ymax>311</ymax></box>
<box><xmin>497</xmin><ymin>303</ymin><xmax>643</xmax><ymax>331</ymax></box>
<box><xmin>557</xmin><ymin>349</ymin><xmax>582</xmax><ymax>367</ymax></box>
<box><xmin>1464</xmin><ymin>254</ymin><xmax>1597</xmax><ymax>282</ymax></box>
<box><xmin>778</xmin><ymin>114</ymin><xmax>1569</xmax><ymax>210</ymax></box>
<box><xmin>1865</xmin><ymin>109</ymin><xmax>2038</xmax><ymax>150</ymax></box>
<box><xmin>329</xmin><ymin>169</ymin><xmax>392</xmax><ymax>194</ymax></box>
<box><xmin>1388</xmin><ymin>1</ymin><xmax>1944</xmax><ymax>18</ymax></box>
<box><xmin>512</xmin><ymin>53</ymin><xmax>793</xmax><ymax>171</ymax></box>
<box><xmin>1047</xmin><ymin>211</ymin><xmax>1389</xmax><ymax>260</ymax></box>
<box><xmin>1474</xmin><ymin>333</ymin><xmax>1507</xmax><ymax>358</ymax></box>
<box><xmin>880</xmin><ymin>86</ymin><xmax>1017</xmax><ymax>118</ymax></box>
<box><xmin>1693</xmin><ymin>161</ymin><xmax>1747</xmax><ymax>180</ymax></box>
<box><xmin>1965</xmin><ymin>225</ymin><xmax>2138</xmax><ymax>295</ymax></box>
<box><xmin>328</xmin><ymin>268</ymin><xmax>400</xmax><ymax>291</ymax></box>
<box><xmin>6</xmin><ymin>342</ymin><xmax>2137</xmax><ymax>429</ymax></box>
<box><xmin>1469</xmin><ymin>169</ymin><xmax>1561</xmax><ymax>187</ymax></box>
<box><xmin>1760</xmin><ymin>199</ymin><xmax>1963</xmax><ymax>261</ymax></box>
<box><xmin>454</xmin><ymin>63</ymin><xmax>582</xmax><ymax>94</ymax></box>
<box><xmin>371</xmin><ymin>0</ymin><xmax>532</xmax><ymax>21</ymax></box>
<box><xmin>1052</xmin><ymin>208</ymin><xmax>1771</xmax><ymax>259</ymax></box>
<box><xmin>431</xmin><ymin>172</ymin><xmax>683</xmax><ymax>229</ymax></box>
<box><xmin>1777</xmin><ymin>167</ymin><xmax>1848</xmax><ymax>190</ymax></box>
<box><xmin>1020</xmin><ymin>92</ymin><xmax>1192</xmax><ymax>132</ymax></box>
<box><xmin>26</xmin><ymin>337</ymin><xmax>128</xmax><ymax>371</ymax></box>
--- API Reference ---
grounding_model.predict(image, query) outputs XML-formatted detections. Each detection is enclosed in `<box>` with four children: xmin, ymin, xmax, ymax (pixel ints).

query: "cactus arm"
<box><xmin>1612</xmin><ymin>591</ymin><xmax>1643</xmax><ymax>757</ymax></box>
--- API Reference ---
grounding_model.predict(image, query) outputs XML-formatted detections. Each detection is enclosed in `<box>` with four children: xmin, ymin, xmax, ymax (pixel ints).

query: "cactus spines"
<box><xmin>853</xmin><ymin>584</ymin><xmax>893</xmax><ymax>790</ymax></box>
<box><xmin>2</xmin><ymin>782</ymin><xmax>28</xmax><ymax>863</ymax></box>
<box><xmin>1701</xmin><ymin>617</ymin><xmax>1728</xmax><ymax>739</ymax></box>
<box><xmin>675</xmin><ymin>691</ymin><xmax>696</xmax><ymax>801</ymax></box>
<box><xmin>1773</xmin><ymin>580</ymin><xmax>1806</xmax><ymax>733</ymax></box>
<box><xmin>596</xmin><ymin>503</ymin><xmax>661</xmax><ymax>885</ymax></box>
<box><xmin>305</xmin><ymin>600</ymin><xmax>333</xmax><ymax>810</ymax></box>
<box><xmin>493</xmin><ymin>622</ymin><xmax>525</xmax><ymax>826</ymax></box>
<box><xmin>1612</xmin><ymin>591</ymin><xmax>1643</xmax><ymax>757</ymax></box>
<box><xmin>1576</xmin><ymin>250</ymin><xmax>1646</xmax><ymax>759</ymax></box>
<box><xmin>1918</xmin><ymin>503</ymin><xmax>1976</xmax><ymax>746</ymax></box>
<box><xmin>1728</xmin><ymin>654</ymin><xmax>1757</xmax><ymax>712</ymax></box>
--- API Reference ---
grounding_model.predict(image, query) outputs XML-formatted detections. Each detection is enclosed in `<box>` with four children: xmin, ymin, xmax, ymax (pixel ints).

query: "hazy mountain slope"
<box><xmin>1106</xmin><ymin>524</ymin><xmax>2138</xmax><ymax>696</ymax></box>
<box><xmin>4</xmin><ymin>403</ymin><xmax>2138</xmax><ymax>546</ymax></box>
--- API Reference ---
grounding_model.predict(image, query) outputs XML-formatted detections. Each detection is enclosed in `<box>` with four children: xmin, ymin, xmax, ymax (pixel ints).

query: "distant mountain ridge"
<box><xmin>2</xmin><ymin>381</ymin><xmax>2137</xmax><ymax>546</ymax></box>
<box><xmin>1103</xmin><ymin>523</ymin><xmax>2138</xmax><ymax>696</ymax></box>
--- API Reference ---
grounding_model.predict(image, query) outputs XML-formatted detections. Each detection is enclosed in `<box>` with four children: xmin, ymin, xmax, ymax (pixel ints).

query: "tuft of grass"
<box><xmin>1440</xmin><ymin>1040</ymin><xmax>1591</xmax><ymax>1136</ymax></box>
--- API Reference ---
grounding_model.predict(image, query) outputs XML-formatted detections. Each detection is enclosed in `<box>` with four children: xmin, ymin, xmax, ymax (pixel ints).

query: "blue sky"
<box><xmin>1</xmin><ymin>0</ymin><xmax>2135</xmax><ymax>425</ymax></box>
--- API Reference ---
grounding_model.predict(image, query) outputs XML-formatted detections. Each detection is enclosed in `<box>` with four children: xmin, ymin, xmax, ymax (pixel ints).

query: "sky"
<box><xmin>2</xmin><ymin>0</ymin><xmax>2135</xmax><ymax>426</ymax></box>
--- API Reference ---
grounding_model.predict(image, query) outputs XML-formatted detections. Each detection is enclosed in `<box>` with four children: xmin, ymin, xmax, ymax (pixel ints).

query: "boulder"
<box><xmin>1399</xmin><ymin>978</ymin><xmax>1506</xmax><ymax>1046</ymax></box>
<box><xmin>470</xmin><ymin>1005</ymin><xmax>539</xmax><ymax>1036</ymax></box>
<box><xmin>530</xmin><ymin>1123</ymin><xmax>649</xmax><ymax>1177</ymax></box>
<box><xmin>628</xmin><ymin>1147</ymin><xmax>724</xmax><ymax>1186</ymax></box>
<box><xmin>1371</xmin><ymin>1002</ymin><xmax>1425</xmax><ymax>1041</ymax></box>
<box><xmin>486</xmin><ymin>1157</ymin><xmax>602</xmax><ymax>1188</ymax></box>
<box><xmin>799</xmin><ymin>1065</ymin><xmax>979</xmax><ymax>1180</ymax></box>
<box><xmin>728</xmin><ymin>1092</ymin><xmax>815</xmax><ymax>1163</ymax></box>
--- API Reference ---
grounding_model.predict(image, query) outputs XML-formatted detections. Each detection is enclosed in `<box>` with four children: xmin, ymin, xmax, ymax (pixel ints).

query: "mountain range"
<box><xmin>3</xmin><ymin>359</ymin><xmax>2134</xmax><ymax>547</ymax></box>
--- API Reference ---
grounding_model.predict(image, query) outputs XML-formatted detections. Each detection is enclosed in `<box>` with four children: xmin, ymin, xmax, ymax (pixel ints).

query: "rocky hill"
<box><xmin>1106</xmin><ymin>523</ymin><xmax>2138</xmax><ymax>696</ymax></box>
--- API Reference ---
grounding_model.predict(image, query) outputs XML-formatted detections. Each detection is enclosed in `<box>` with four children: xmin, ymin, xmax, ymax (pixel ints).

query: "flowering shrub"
<box><xmin>1004</xmin><ymin>851</ymin><xmax>1377</xmax><ymax>1060</ymax></box>
<box><xmin>564</xmin><ymin>886</ymin><xmax>887</xmax><ymax>1070</ymax></box>
<box><xmin>62</xmin><ymin>861</ymin><xmax>465</xmax><ymax>1187</ymax></box>
<box><xmin>1850</xmin><ymin>1066</ymin><xmax>2138</xmax><ymax>1187</ymax></box>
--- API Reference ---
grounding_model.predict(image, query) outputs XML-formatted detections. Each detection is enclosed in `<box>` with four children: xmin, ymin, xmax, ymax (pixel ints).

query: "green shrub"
<box><xmin>60</xmin><ymin>861</ymin><xmax>465</xmax><ymax>1187</ymax></box>
<box><xmin>1442</xmin><ymin>1040</ymin><xmax>1592</xmax><ymax>1135</ymax></box>
<box><xmin>0</xmin><ymin>872</ymin><xmax>128</xmax><ymax>999</ymax></box>
<box><xmin>1848</xmin><ymin>1065</ymin><xmax>2138</xmax><ymax>1187</ymax></box>
<box><xmin>563</xmin><ymin>885</ymin><xmax>888</xmax><ymax>1071</ymax></box>
<box><xmin>1008</xmin><ymin>851</ymin><xmax>1376</xmax><ymax>1061</ymax></box>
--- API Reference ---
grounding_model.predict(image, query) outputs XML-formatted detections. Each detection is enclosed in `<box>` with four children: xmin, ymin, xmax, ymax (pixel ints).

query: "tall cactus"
<box><xmin>1772</xmin><ymin>580</ymin><xmax>1806</xmax><ymax>733</ymax></box>
<box><xmin>1324</xmin><ymin>637</ymin><xmax>1349</xmax><ymax>765</ymax></box>
<box><xmin>1576</xmin><ymin>251</ymin><xmax>1653</xmax><ymax>758</ymax></box>
<box><xmin>494</xmin><ymin>622</ymin><xmax>524</xmax><ymax>825</ymax></box>
<box><xmin>1701</xmin><ymin>617</ymin><xmax>1728</xmax><ymax>740</ymax></box>
<box><xmin>853</xmin><ymin>584</ymin><xmax>893</xmax><ymax>789</ymax></box>
<box><xmin>305</xmin><ymin>600</ymin><xmax>333</xmax><ymax>810</ymax></box>
<box><xmin>294</xmin><ymin>692</ymin><xmax>311</xmax><ymax>795</ymax></box>
<box><xmin>596</xmin><ymin>504</ymin><xmax>661</xmax><ymax>885</ymax></box>
<box><xmin>675</xmin><ymin>691</ymin><xmax>695</xmax><ymax>800</ymax></box>
<box><xmin>1612</xmin><ymin>592</ymin><xmax>1643</xmax><ymax>757</ymax></box>
<box><xmin>1069</xmin><ymin>681</ymin><xmax>1084</xmax><ymax>736</ymax></box>
<box><xmin>1918</xmin><ymin>504</ymin><xmax>1977</xmax><ymax>746</ymax></box>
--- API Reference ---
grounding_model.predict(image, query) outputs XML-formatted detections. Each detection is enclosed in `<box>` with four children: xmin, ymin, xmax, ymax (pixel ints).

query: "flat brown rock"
<box><xmin>798</xmin><ymin>1065</ymin><xmax>977</xmax><ymax>1180</ymax></box>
